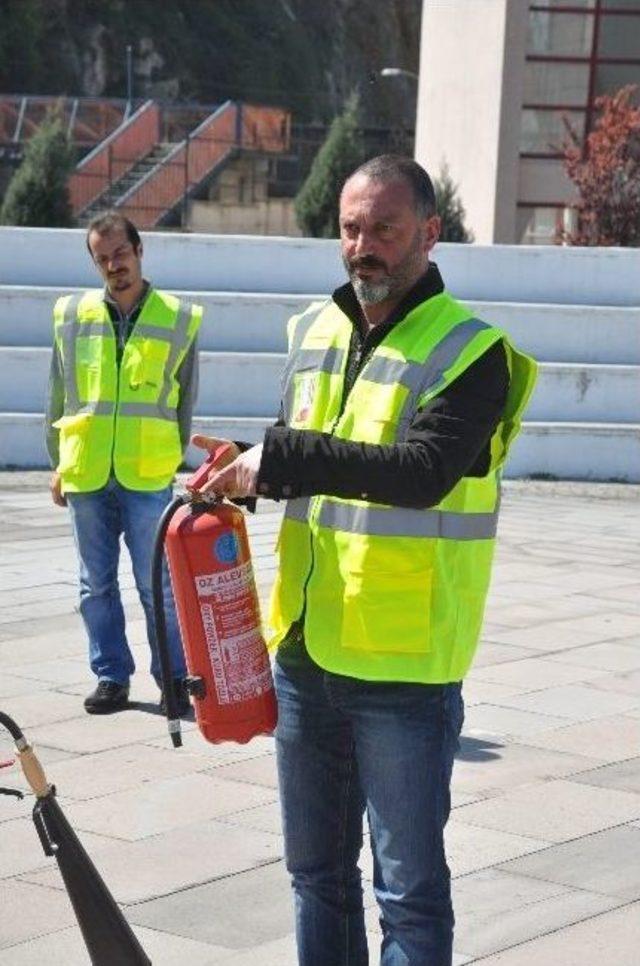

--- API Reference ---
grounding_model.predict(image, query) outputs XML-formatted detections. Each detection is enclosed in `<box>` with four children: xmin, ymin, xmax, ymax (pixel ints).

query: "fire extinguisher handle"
<box><xmin>185</xmin><ymin>444</ymin><xmax>235</xmax><ymax>493</ymax></box>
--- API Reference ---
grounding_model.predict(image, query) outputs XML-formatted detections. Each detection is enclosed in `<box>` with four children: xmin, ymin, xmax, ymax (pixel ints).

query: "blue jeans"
<box><xmin>275</xmin><ymin>641</ymin><xmax>463</xmax><ymax>966</ymax></box>
<box><xmin>66</xmin><ymin>479</ymin><xmax>186</xmax><ymax>686</ymax></box>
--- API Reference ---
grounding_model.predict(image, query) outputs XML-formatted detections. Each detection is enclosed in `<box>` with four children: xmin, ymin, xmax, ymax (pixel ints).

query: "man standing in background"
<box><xmin>46</xmin><ymin>213</ymin><xmax>201</xmax><ymax>715</ymax></box>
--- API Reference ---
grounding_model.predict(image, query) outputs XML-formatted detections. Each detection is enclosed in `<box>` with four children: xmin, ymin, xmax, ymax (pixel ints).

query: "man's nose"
<box><xmin>353</xmin><ymin>228</ymin><xmax>374</xmax><ymax>255</ymax></box>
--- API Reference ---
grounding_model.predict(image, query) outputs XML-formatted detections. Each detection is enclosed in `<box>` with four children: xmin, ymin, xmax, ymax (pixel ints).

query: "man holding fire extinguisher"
<box><xmin>192</xmin><ymin>156</ymin><xmax>537</xmax><ymax>966</ymax></box>
<box><xmin>46</xmin><ymin>213</ymin><xmax>201</xmax><ymax>716</ymax></box>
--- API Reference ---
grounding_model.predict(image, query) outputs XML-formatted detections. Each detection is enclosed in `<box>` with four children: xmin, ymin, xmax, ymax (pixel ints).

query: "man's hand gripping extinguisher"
<box><xmin>152</xmin><ymin>447</ymin><xmax>277</xmax><ymax>749</ymax></box>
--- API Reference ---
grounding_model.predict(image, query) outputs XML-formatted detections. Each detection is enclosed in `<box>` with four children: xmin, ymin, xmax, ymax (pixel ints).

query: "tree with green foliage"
<box><xmin>295</xmin><ymin>94</ymin><xmax>365</xmax><ymax>238</ymax></box>
<box><xmin>0</xmin><ymin>115</ymin><xmax>75</xmax><ymax>227</ymax></box>
<box><xmin>433</xmin><ymin>163</ymin><xmax>472</xmax><ymax>243</ymax></box>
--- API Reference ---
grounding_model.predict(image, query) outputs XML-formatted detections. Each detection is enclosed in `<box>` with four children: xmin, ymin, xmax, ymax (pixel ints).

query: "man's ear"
<box><xmin>423</xmin><ymin>215</ymin><xmax>441</xmax><ymax>254</ymax></box>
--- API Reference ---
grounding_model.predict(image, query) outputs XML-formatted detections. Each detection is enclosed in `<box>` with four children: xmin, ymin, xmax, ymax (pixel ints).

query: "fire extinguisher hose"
<box><xmin>152</xmin><ymin>494</ymin><xmax>189</xmax><ymax>748</ymax></box>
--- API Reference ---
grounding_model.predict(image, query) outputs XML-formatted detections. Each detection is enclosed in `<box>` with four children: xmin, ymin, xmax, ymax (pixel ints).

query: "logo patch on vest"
<box><xmin>293</xmin><ymin>373</ymin><xmax>317</xmax><ymax>423</ymax></box>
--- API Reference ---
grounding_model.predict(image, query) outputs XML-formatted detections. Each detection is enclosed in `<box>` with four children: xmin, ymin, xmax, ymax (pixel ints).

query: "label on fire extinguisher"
<box><xmin>195</xmin><ymin>562</ymin><xmax>271</xmax><ymax>705</ymax></box>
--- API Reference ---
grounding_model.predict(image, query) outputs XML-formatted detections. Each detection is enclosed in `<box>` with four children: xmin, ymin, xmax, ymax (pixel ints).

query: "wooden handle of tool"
<box><xmin>17</xmin><ymin>746</ymin><xmax>50</xmax><ymax>798</ymax></box>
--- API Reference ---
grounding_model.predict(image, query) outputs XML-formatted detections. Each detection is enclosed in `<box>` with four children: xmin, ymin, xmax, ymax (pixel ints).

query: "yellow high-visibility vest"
<box><xmin>269</xmin><ymin>290</ymin><xmax>537</xmax><ymax>683</ymax></box>
<box><xmin>52</xmin><ymin>288</ymin><xmax>202</xmax><ymax>492</ymax></box>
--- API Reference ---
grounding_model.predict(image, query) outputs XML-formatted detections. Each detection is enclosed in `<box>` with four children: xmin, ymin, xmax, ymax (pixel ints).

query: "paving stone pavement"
<box><xmin>0</xmin><ymin>472</ymin><xmax>639</xmax><ymax>965</ymax></box>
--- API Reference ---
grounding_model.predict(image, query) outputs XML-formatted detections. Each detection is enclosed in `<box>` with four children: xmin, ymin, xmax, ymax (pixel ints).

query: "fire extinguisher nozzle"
<box><xmin>167</xmin><ymin>720</ymin><xmax>182</xmax><ymax>748</ymax></box>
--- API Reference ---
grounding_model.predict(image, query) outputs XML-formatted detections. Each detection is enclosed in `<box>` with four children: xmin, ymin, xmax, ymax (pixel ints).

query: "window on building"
<box><xmin>520</xmin><ymin>1</ymin><xmax>640</xmax><ymax>243</ymax></box>
<box><xmin>521</xmin><ymin>108</ymin><xmax>585</xmax><ymax>153</ymax></box>
<box><xmin>516</xmin><ymin>205</ymin><xmax>564</xmax><ymax>245</ymax></box>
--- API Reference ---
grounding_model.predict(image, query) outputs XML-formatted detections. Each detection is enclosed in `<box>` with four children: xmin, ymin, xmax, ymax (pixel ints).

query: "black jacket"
<box><xmin>256</xmin><ymin>263</ymin><xmax>509</xmax><ymax>509</ymax></box>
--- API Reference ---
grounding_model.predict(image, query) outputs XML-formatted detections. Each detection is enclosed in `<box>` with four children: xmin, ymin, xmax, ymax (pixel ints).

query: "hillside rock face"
<box><xmin>1</xmin><ymin>0</ymin><xmax>421</xmax><ymax>128</ymax></box>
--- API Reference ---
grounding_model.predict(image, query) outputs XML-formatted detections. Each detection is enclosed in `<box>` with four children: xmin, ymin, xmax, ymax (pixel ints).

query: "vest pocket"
<box><xmin>341</xmin><ymin>567</ymin><xmax>432</xmax><ymax>654</ymax></box>
<box><xmin>138</xmin><ymin>418</ymin><xmax>181</xmax><ymax>478</ymax></box>
<box><xmin>53</xmin><ymin>413</ymin><xmax>91</xmax><ymax>475</ymax></box>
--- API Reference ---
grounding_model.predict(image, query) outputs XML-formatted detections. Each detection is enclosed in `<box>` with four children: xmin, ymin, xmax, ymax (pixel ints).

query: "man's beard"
<box><xmin>343</xmin><ymin>230</ymin><xmax>425</xmax><ymax>306</ymax></box>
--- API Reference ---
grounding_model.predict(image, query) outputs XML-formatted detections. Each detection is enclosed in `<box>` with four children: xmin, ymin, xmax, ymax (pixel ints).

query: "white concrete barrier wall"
<box><xmin>1</xmin><ymin>228</ymin><xmax>639</xmax><ymax>305</ymax></box>
<box><xmin>2</xmin><ymin>286</ymin><xmax>639</xmax><ymax>364</ymax></box>
<box><xmin>1</xmin><ymin>348</ymin><xmax>636</xmax><ymax>424</ymax></box>
<box><xmin>2</xmin><ymin>413</ymin><xmax>638</xmax><ymax>482</ymax></box>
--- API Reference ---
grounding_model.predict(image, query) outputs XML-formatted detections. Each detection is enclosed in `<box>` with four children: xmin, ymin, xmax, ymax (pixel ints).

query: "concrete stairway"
<box><xmin>0</xmin><ymin>229</ymin><xmax>638</xmax><ymax>481</ymax></box>
<box><xmin>77</xmin><ymin>143</ymin><xmax>178</xmax><ymax>226</ymax></box>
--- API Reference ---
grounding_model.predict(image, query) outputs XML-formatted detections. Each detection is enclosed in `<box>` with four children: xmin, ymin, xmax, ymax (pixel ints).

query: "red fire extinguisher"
<box><xmin>152</xmin><ymin>447</ymin><xmax>277</xmax><ymax>749</ymax></box>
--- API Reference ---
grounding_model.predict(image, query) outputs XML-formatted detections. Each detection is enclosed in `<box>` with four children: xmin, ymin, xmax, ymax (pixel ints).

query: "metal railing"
<box><xmin>71</xmin><ymin>102</ymin><xmax>291</xmax><ymax>228</ymax></box>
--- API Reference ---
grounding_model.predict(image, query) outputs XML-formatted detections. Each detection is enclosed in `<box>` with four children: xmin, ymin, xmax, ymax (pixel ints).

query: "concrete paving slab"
<box><xmin>464</xmin><ymin>703</ymin><xmax>568</xmax><ymax>739</ymax></box>
<box><xmin>460</xmin><ymin>678</ymin><xmax>528</xmax><ymax>706</ymax></box>
<box><xmin>24</xmin><ymin>707</ymin><xmax>172</xmax><ymax>754</ymax></box>
<box><xmin>4</xmin><ymin>658</ymin><xmax>91</xmax><ymax>687</ymax></box>
<box><xmin>18</xmin><ymin>742</ymin><xmax>220</xmax><ymax>802</ymax></box>
<box><xmin>484</xmin><ymin>593</ymin><xmax>636</xmax><ymax>628</ymax></box>
<box><xmin>0</xmin><ymin>924</ymin><xmax>232</xmax><ymax>966</ymax></box>
<box><xmin>514</xmin><ymin>713</ymin><xmax>640</xmax><ymax>761</ymax></box>
<box><xmin>207</xmin><ymin>753</ymin><xmax>279</xmax><ymax>789</ymax></box>
<box><xmin>0</xmin><ymin>672</ymin><xmax>52</xmax><ymax>699</ymax></box>
<box><xmin>470</xmin><ymin>901</ymin><xmax>640</xmax><ymax>965</ymax></box>
<box><xmin>60</xmin><ymin>772</ymin><xmax>278</xmax><ymax>841</ymax></box>
<box><xmin>0</xmin><ymin>879</ymin><xmax>76</xmax><ymax>949</ymax></box>
<box><xmin>0</xmin><ymin>690</ymin><xmax>84</xmax><ymax>729</ymax></box>
<box><xmin>484</xmin><ymin>612</ymin><xmax>638</xmax><ymax>652</ymax></box>
<box><xmin>453</xmin><ymin>740</ymin><xmax>596</xmax><ymax>800</ymax></box>
<box><xmin>491</xmin><ymin>682</ymin><xmax>640</xmax><ymax>721</ymax></box>
<box><xmin>546</xmin><ymin>639</ymin><xmax>640</xmax><ymax>672</ymax></box>
<box><xmin>0</xmin><ymin>815</ymin><xmax>112</xmax><ymax>880</ymax></box>
<box><xmin>499</xmin><ymin>825</ymin><xmax>640</xmax><ymax>901</ymax></box>
<box><xmin>470</xmin><ymin>656</ymin><xmax>606</xmax><ymax>691</ymax></box>
<box><xmin>445</xmin><ymin>820</ymin><xmax>549</xmax><ymax>877</ymax></box>
<box><xmin>20</xmin><ymin>819</ymin><xmax>283</xmax><ymax>904</ymax></box>
<box><xmin>0</xmin><ymin>625</ymin><xmax>82</xmax><ymax>658</ymax></box>
<box><xmin>218</xmin><ymin>800</ymin><xmax>283</xmax><ymax>836</ymax></box>
<box><xmin>129</xmin><ymin>859</ymin><xmax>292</xmax><ymax>950</ymax></box>
<box><xmin>455</xmin><ymin>778</ymin><xmax>640</xmax><ymax>843</ymax></box>
<box><xmin>566</xmin><ymin>756</ymin><xmax>640</xmax><ymax>794</ymax></box>
<box><xmin>588</xmin><ymin>668</ymin><xmax>640</xmax><ymax>697</ymax></box>
<box><xmin>471</xmin><ymin>643</ymin><xmax>540</xmax><ymax>667</ymax></box>
<box><xmin>452</xmin><ymin>868</ymin><xmax>622</xmax><ymax>959</ymax></box>
<box><xmin>144</xmin><ymin>727</ymin><xmax>277</xmax><ymax>767</ymax></box>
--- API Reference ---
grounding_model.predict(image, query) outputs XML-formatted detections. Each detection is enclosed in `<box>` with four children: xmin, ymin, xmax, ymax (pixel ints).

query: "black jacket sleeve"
<box><xmin>256</xmin><ymin>341</ymin><xmax>509</xmax><ymax>509</ymax></box>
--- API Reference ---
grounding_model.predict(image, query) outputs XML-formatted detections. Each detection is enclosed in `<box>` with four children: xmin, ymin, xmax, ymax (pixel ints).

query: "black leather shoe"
<box><xmin>159</xmin><ymin>678</ymin><xmax>191</xmax><ymax>716</ymax></box>
<box><xmin>84</xmin><ymin>681</ymin><xmax>130</xmax><ymax>715</ymax></box>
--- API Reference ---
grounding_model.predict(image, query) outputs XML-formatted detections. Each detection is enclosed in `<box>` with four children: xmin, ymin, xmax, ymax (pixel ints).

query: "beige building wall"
<box><xmin>415</xmin><ymin>0</ymin><xmax>529</xmax><ymax>243</ymax></box>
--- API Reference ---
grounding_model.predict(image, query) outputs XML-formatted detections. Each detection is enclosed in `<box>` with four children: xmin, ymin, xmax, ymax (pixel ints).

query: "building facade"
<box><xmin>415</xmin><ymin>0</ymin><xmax>640</xmax><ymax>244</ymax></box>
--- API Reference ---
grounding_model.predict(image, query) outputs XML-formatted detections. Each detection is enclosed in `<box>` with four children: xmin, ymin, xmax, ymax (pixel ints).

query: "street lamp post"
<box><xmin>125</xmin><ymin>45</ymin><xmax>133</xmax><ymax>119</ymax></box>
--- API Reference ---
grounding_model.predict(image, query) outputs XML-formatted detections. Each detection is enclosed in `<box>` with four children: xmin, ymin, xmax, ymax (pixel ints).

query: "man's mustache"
<box><xmin>348</xmin><ymin>255</ymin><xmax>388</xmax><ymax>272</ymax></box>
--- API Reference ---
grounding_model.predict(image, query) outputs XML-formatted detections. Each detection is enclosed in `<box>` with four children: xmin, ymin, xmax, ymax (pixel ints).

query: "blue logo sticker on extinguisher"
<box><xmin>214</xmin><ymin>532</ymin><xmax>238</xmax><ymax>564</ymax></box>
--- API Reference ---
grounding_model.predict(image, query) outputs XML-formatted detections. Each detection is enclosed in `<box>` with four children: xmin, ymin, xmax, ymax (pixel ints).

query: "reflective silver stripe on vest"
<box><xmin>361</xmin><ymin>318</ymin><xmax>492</xmax><ymax>439</ymax></box>
<box><xmin>75</xmin><ymin>401</ymin><xmax>114</xmax><ymax>417</ymax></box>
<box><xmin>398</xmin><ymin>318</ymin><xmax>493</xmax><ymax>436</ymax></box>
<box><xmin>316</xmin><ymin>500</ymin><xmax>498</xmax><ymax>540</ymax></box>
<box><xmin>290</xmin><ymin>301</ymin><xmax>330</xmax><ymax>355</ymax></box>
<box><xmin>284</xmin><ymin>497</ymin><xmax>311</xmax><ymax>523</ymax></box>
<box><xmin>60</xmin><ymin>294</ymin><xmax>83</xmax><ymax>414</ymax></box>
<box><xmin>293</xmin><ymin>346</ymin><xmax>345</xmax><ymax>375</ymax></box>
<box><xmin>118</xmin><ymin>402</ymin><xmax>178</xmax><ymax>420</ymax></box>
<box><xmin>144</xmin><ymin>300</ymin><xmax>193</xmax><ymax>420</ymax></box>
<box><xmin>282</xmin><ymin>302</ymin><xmax>333</xmax><ymax>421</ymax></box>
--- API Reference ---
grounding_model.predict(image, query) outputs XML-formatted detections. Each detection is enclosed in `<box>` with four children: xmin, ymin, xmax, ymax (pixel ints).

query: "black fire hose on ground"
<box><xmin>151</xmin><ymin>494</ymin><xmax>189</xmax><ymax>749</ymax></box>
<box><xmin>0</xmin><ymin>711</ymin><xmax>151</xmax><ymax>966</ymax></box>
